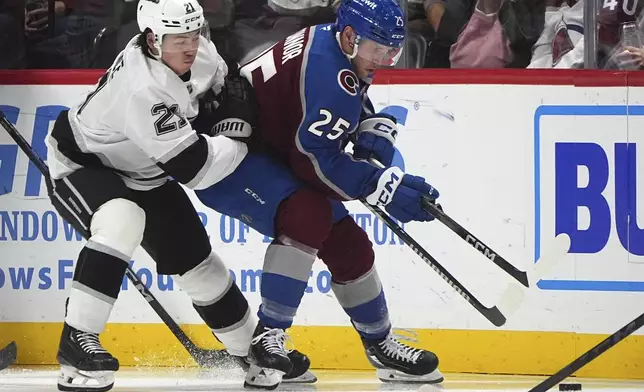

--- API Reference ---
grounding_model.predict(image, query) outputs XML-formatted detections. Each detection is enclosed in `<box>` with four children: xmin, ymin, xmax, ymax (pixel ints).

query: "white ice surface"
<box><xmin>1</xmin><ymin>367</ymin><xmax>643</xmax><ymax>392</ymax></box>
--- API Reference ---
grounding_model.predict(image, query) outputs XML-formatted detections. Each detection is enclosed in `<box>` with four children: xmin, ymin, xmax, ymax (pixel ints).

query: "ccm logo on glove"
<box><xmin>353</xmin><ymin>114</ymin><xmax>399</xmax><ymax>166</ymax></box>
<box><xmin>366</xmin><ymin>166</ymin><xmax>404</xmax><ymax>206</ymax></box>
<box><xmin>357</xmin><ymin>115</ymin><xmax>398</xmax><ymax>144</ymax></box>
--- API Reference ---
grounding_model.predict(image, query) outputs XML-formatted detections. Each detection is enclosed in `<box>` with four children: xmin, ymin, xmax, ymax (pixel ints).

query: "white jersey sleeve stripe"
<box><xmin>187</xmin><ymin>135</ymin><xmax>248</xmax><ymax>190</ymax></box>
<box><xmin>157</xmin><ymin>132</ymin><xmax>200</xmax><ymax>164</ymax></box>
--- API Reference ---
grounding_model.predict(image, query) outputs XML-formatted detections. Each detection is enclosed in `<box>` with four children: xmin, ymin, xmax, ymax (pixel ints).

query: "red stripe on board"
<box><xmin>372</xmin><ymin>69</ymin><xmax>642</xmax><ymax>87</ymax></box>
<box><xmin>0</xmin><ymin>70</ymin><xmax>104</xmax><ymax>85</ymax></box>
<box><xmin>626</xmin><ymin>71</ymin><xmax>644</xmax><ymax>86</ymax></box>
<box><xmin>2</xmin><ymin>68</ymin><xmax>644</xmax><ymax>86</ymax></box>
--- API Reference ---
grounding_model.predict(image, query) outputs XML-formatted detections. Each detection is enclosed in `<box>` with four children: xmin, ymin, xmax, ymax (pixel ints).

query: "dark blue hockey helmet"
<box><xmin>336</xmin><ymin>0</ymin><xmax>405</xmax><ymax>66</ymax></box>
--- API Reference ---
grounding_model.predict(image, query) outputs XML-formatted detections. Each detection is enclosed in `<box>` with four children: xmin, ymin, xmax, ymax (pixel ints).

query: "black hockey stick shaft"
<box><xmin>529</xmin><ymin>311</ymin><xmax>644</xmax><ymax>392</ymax></box>
<box><xmin>363</xmin><ymin>158</ymin><xmax>505</xmax><ymax>326</ymax></box>
<box><xmin>421</xmin><ymin>196</ymin><xmax>530</xmax><ymax>288</ymax></box>
<box><xmin>0</xmin><ymin>341</ymin><xmax>17</xmax><ymax>370</ymax></box>
<box><xmin>0</xmin><ymin>112</ymin><xmax>225</xmax><ymax>367</ymax></box>
<box><xmin>361</xmin><ymin>201</ymin><xmax>506</xmax><ymax>327</ymax></box>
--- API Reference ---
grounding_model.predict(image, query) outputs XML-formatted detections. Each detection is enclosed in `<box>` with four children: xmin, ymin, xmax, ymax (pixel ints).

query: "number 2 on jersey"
<box><xmin>151</xmin><ymin>103</ymin><xmax>188</xmax><ymax>135</ymax></box>
<box><xmin>308</xmin><ymin>109</ymin><xmax>350</xmax><ymax>140</ymax></box>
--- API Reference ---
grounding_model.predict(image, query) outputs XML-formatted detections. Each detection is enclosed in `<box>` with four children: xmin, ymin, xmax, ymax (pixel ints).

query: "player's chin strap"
<box><xmin>336</xmin><ymin>31</ymin><xmax>360</xmax><ymax>61</ymax></box>
<box><xmin>336</xmin><ymin>32</ymin><xmax>374</xmax><ymax>83</ymax></box>
<box><xmin>150</xmin><ymin>37</ymin><xmax>164</xmax><ymax>61</ymax></box>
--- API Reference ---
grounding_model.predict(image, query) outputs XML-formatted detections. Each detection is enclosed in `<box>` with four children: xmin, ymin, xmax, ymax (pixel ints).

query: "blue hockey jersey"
<box><xmin>240</xmin><ymin>23</ymin><xmax>384</xmax><ymax>200</ymax></box>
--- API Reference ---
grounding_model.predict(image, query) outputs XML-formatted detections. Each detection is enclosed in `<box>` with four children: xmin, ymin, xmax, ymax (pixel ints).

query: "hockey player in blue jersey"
<box><xmin>194</xmin><ymin>0</ymin><xmax>444</xmax><ymax>387</ymax></box>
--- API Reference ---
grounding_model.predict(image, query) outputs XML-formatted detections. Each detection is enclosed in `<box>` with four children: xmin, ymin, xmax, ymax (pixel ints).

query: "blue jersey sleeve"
<box><xmin>291</xmin><ymin>57</ymin><xmax>383</xmax><ymax>200</ymax></box>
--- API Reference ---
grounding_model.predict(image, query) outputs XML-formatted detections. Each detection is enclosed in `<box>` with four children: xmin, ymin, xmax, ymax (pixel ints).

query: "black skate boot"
<box><xmin>362</xmin><ymin>332</ymin><xmax>443</xmax><ymax>384</ymax></box>
<box><xmin>236</xmin><ymin>350</ymin><xmax>317</xmax><ymax>385</ymax></box>
<box><xmin>57</xmin><ymin>323</ymin><xmax>119</xmax><ymax>392</ymax></box>
<box><xmin>244</xmin><ymin>322</ymin><xmax>293</xmax><ymax>390</ymax></box>
<box><xmin>248</xmin><ymin>322</ymin><xmax>293</xmax><ymax>374</ymax></box>
<box><xmin>282</xmin><ymin>350</ymin><xmax>317</xmax><ymax>384</ymax></box>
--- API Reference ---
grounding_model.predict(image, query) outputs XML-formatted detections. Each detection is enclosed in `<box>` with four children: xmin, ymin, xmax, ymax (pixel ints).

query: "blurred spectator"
<box><xmin>599</xmin><ymin>0</ymin><xmax>644</xmax><ymax>68</ymax></box>
<box><xmin>527</xmin><ymin>0</ymin><xmax>584</xmax><ymax>68</ymax></box>
<box><xmin>527</xmin><ymin>0</ymin><xmax>644</xmax><ymax>69</ymax></box>
<box><xmin>25</xmin><ymin>0</ymin><xmax>110</xmax><ymax>68</ymax></box>
<box><xmin>422</xmin><ymin>0</ymin><xmax>545</xmax><ymax>68</ymax></box>
<box><xmin>0</xmin><ymin>0</ymin><xmax>26</xmax><ymax>68</ymax></box>
<box><xmin>597</xmin><ymin>0</ymin><xmax>644</xmax><ymax>49</ymax></box>
<box><xmin>449</xmin><ymin>0</ymin><xmax>514</xmax><ymax>67</ymax></box>
<box><xmin>212</xmin><ymin>0</ymin><xmax>336</xmax><ymax>65</ymax></box>
<box><xmin>603</xmin><ymin>19</ymin><xmax>644</xmax><ymax>68</ymax></box>
<box><xmin>612</xmin><ymin>44</ymin><xmax>644</xmax><ymax>68</ymax></box>
<box><xmin>24</xmin><ymin>0</ymin><xmax>67</xmax><ymax>40</ymax></box>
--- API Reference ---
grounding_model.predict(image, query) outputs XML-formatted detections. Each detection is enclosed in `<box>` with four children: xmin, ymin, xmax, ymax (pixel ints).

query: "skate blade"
<box><xmin>377</xmin><ymin>367</ymin><xmax>444</xmax><ymax>384</ymax></box>
<box><xmin>243</xmin><ymin>364</ymin><xmax>285</xmax><ymax>390</ymax></box>
<box><xmin>58</xmin><ymin>366</ymin><xmax>115</xmax><ymax>392</ymax></box>
<box><xmin>282</xmin><ymin>370</ymin><xmax>317</xmax><ymax>384</ymax></box>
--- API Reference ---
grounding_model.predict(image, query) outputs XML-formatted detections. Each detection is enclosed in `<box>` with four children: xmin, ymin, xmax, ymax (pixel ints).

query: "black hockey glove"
<box><xmin>192</xmin><ymin>72</ymin><xmax>259</xmax><ymax>141</ymax></box>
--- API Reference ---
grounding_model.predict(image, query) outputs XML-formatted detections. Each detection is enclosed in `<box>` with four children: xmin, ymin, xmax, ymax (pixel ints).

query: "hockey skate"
<box><xmin>282</xmin><ymin>350</ymin><xmax>317</xmax><ymax>384</ymax></box>
<box><xmin>57</xmin><ymin>323</ymin><xmax>119</xmax><ymax>392</ymax></box>
<box><xmin>362</xmin><ymin>331</ymin><xmax>444</xmax><ymax>384</ymax></box>
<box><xmin>244</xmin><ymin>322</ymin><xmax>294</xmax><ymax>389</ymax></box>
<box><xmin>236</xmin><ymin>349</ymin><xmax>317</xmax><ymax>387</ymax></box>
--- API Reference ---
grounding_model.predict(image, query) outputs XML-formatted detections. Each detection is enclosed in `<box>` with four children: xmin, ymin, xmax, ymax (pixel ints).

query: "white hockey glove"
<box><xmin>353</xmin><ymin>113</ymin><xmax>398</xmax><ymax>166</ymax></box>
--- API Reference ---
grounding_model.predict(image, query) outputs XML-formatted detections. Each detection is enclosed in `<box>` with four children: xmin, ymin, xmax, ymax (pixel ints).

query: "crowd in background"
<box><xmin>1</xmin><ymin>0</ymin><xmax>644</xmax><ymax>70</ymax></box>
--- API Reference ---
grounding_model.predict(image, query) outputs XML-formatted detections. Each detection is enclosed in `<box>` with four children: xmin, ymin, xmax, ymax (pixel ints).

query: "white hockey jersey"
<box><xmin>46</xmin><ymin>35</ymin><xmax>248</xmax><ymax>191</ymax></box>
<box><xmin>528</xmin><ymin>0</ymin><xmax>584</xmax><ymax>69</ymax></box>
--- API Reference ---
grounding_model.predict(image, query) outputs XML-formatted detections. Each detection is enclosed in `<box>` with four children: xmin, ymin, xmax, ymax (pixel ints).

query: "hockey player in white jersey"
<box><xmin>45</xmin><ymin>0</ymin><xmax>312</xmax><ymax>390</ymax></box>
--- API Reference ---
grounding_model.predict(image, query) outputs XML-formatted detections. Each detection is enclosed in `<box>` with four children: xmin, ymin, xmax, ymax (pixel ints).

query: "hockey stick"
<box><xmin>361</xmin><ymin>201</ymin><xmax>507</xmax><ymax>327</ymax></box>
<box><xmin>0</xmin><ymin>342</ymin><xmax>17</xmax><ymax>371</ymax></box>
<box><xmin>361</xmin><ymin>158</ymin><xmax>570</xmax><ymax>326</ymax></box>
<box><xmin>528</xmin><ymin>310</ymin><xmax>644</xmax><ymax>392</ymax></box>
<box><xmin>0</xmin><ymin>112</ymin><xmax>227</xmax><ymax>367</ymax></box>
<box><xmin>361</xmin><ymin>158</ymin><xmax>528</xmax><ymax>326</ymax></box>
<box><xmin>420</xmin><ymin>196</ymin><xmax>530</xmax><ymax>288</ymax></box>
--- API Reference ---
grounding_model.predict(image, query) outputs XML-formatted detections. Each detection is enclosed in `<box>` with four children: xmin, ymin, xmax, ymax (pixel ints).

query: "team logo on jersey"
<box><xmin>552</xmin><ymin>20</ymin><xmax>575</xmax><ymax>66</ymax></box>
<box><xmin>337</xmin><ymin>69</ymin><xmax>359</xmax><ymax>96</ymax></box>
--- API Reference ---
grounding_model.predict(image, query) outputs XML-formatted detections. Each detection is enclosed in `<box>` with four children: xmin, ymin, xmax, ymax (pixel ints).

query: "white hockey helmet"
<box><xmin>137</xmin><ymin>0</ymin><xmax>209</xmax><ymax>54</ymax></box>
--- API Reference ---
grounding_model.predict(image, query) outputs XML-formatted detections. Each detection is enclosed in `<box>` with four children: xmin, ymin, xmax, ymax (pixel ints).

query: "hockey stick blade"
<box><xmin>363</xmin><ymin>202</ymin><xmax>506</xmax><ymax>327</ymax></box>
<box><xmin>0</xmin><ymin>112</ymin><xmax>227</xmax><ymax>368</ymax></box>
<box><xmin>421</xmin><ymin>196</ymin><xmax>530</xmax><ymax>288</ymax></box>
<box><xmin>0</xmin><ymin>341</ymin><xmax>17</xmax><ymax>370</ymax></box>
<box><xmin>123</xmin><ymin>268</ymin><xmax>230</xmax><ymax>367</ymax></box>
<box><xmin>529</xmin><ymin>311</ymin><xmax>644</xmax><ymax>392</ymax></box>
<box><xmin>495</xmin><ymin>234</ymin><xmax>571</xmax><ymax>319</ymax></box>
<box><xmin>530</xmin><ymin>233</ymin><xmax>571</xmax><ymax>287</ymax></box>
